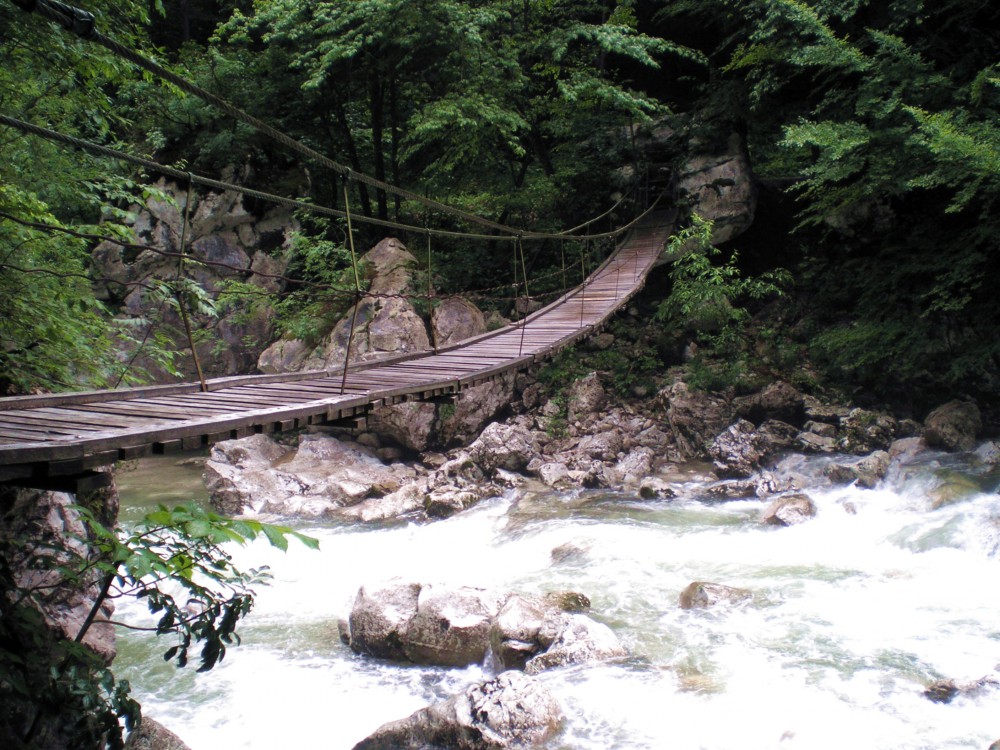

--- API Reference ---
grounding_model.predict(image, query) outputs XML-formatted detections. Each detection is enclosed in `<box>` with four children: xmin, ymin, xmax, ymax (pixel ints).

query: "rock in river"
<box><xmin>352</xmin><ymin>671</ymin><xmax>563</xmax><ymax>750</ymax></box>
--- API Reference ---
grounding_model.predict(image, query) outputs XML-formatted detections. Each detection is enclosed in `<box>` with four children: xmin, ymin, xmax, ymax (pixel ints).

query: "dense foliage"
<box><xmin>1</xmin><ymin>0</ymin><xmax>998</xmax><ymax>399</ymax></box>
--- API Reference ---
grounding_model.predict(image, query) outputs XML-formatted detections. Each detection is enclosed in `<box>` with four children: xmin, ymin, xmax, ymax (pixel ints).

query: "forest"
<box><xmin>1</xmin><ymin>0</ymin><xmax>998</xmax><ymax>418</ymax></box>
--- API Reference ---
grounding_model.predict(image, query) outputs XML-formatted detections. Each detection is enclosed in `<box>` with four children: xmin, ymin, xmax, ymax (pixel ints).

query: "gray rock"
<box><xmin>567</xmin><ymin>372</ymin><xmax>606</xmax><ymax>423</ymax></box>
<box><xmin>404</xmin><ymin>585</ymin><xmax>504</xmax><ymax>667</ymax></box>
<box><xmin>576</xmin><ymin>429</ymin><xmax>624</xmax><ymax>461</ymax></box>
<box><xmin>524</xmin><ymin>613</ymin><xmax>627</xmax><ymax>674</ymax></box>
<box><xmin>468</xmin><ymin>422</ymin><xmax>539</xmax><ymax>474</ymax></box>
<box><xmin>974</xmin><ymin>441</ymin><xmax>1000</xmax><ymax>467</ymax></box>
<box><xmin>489</xmin><ymin>593</ymin><xmax>625</xmax><ymax>675</ymax></box>
<box><xmin>660</xmin><ymin>380</ymin><xmax>734</xmax><ymax>459</ymax></box>
<box><xmin>125</xmin><ymin>718</ymin><xmax>193</xmax><ymax>750</ymax></box>
<box><xmin>924</xmin><ymin>400</ymin><xmax>982</xmax><ymax>452</ymax></box>
<box><xmin>761</xmin><ymin>493</ymin><xmax>817</xmax><ymax>526</ymax></box>
<box><xmin>638</xmin><ymin>477</ymin><xmax>676</xmax><ymax>499</ymax></box>
<box><xmin>733</xmin><ymin>381</ymin><xmax>805</xmax><ymax>426</ymax></box>
<box><xmin>257</xmin><ymin>338</ymin><xmax>312</xmax><ymax>374</ymax></box>
<box><xmin>535</xmin><ymin>461</ymin><xmax>573</xmax><ymax>489</ymax></box>
<box><xmin>679</xmin><ymin>581</ymin><xmax>752</xmax><ymax>609</ymax></box>
<box><xmin>432</xmin><ymin>297</ymin><xmax>487</xmax><ymax>348</ymax></box>
<box><xmin>797</xmin><ymin>431</ymin><xmax>838</xmax><ymax>452</ymax></box>
<box><xmin>710</xmin><ymin>419</ymin><xmax>764</xmax><ymax>478</ymax></box>
<box><xmin>351</xmin><ymin>671</ymin><xmax>563</xmax><ymax>750</ymax></box>
<box><xmin>838</xmin><ymin>409</ymin><xmax>898</xmax><ymax>454</ymax></box>
<box><xmin>204</xmin><ymin>434</ymin><xmax>415</xmax><ymax>518</ymax></box>
<box><xmin>346</xmin><ymin>581</ymin><xmax>423</xmax><ymax>662</ymax></box>
<box><xmin>674</xmin><ymin>133</ymin><xmax>757</xmax><ymax>245</ymax></box>
<box><xmin>824</xmin><ymin>450</ymin><xmax>890</xmax><ymax>488</ymax></box>
<box><xmin>607</xmin><ymin>446</ymin><xmax>656</xmax><ymax>485</ymax></box>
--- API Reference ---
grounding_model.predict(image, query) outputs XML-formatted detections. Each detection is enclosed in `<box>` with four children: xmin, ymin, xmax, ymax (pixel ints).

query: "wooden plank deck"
<box><xmin>0</xmin><ymin>212</ymin><xmax>672</xmax><ymax>484</ymax></box>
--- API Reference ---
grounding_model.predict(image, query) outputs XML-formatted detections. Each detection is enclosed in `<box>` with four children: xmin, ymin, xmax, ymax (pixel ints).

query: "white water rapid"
<box><xmin>114</xmin><ymin>447</ymin><xmax>1000</xmax><ymax>749</ymax></box>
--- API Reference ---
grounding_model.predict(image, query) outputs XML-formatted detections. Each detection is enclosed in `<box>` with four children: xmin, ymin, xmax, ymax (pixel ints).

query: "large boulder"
<box><xmin>204</xmin><ymin>433</ymin><xmax>416</xmax><ymax>518</ymax></box>
<box><xmin>733</xmin><ymin>381</ymin><xmax>806</xmax><ymax>426</ymax></box>
<box><xmin>567</xmin><ymin>372</ymin><xmax>606</xmax><ymax>423</ymax></box>
<box><xmin>710</xmin><ymin>419</ymin><xmax>764</xmax><ymax>478</ymax></box>
<box><xmin>489</xmin><ymin>593</ymin><xmax>626</xmax><ymax>675</ymax></box>
<box><xmin>346</xmin><ymin>582</ymin><xmax>501</xmax><ymax>666</ymax></box>
<box><xmin>345</xmin><ymin>584</ymin><xmax>623</xmax><ymax>674</ymax></box>
<box><xmin>432</xmin><ymin>297</ymin><xmax>487</xmax><ymax>348</ymax></box>
<box><xmin>924</xmin><ymin>400</ymin><xmax>981</xmax><ymax>452</ymax></box>
<box><xmin>674</xmin><ymin>133</ymin><xmax>757</xmax><ymax>245</ymax></box>
<box><xmin>305</xmin><ymin>239</ymin><xmax>432</xmax><ymax>369</ymax></box>
<box><xmin>352</xmin><ymin>671</ymin><xmax>563</xmax><ymax>750</ymax></box>
<box><xmin>824</xmin><ymin>450</ymin><xmax>890</xmax><ymax>488</ymax></box>
<box><xmin>659</xmin><ymin>380</ymin><xmax>733</xmax><ymax>459</ymax></box>
<box><xmin>468</xmin><ymin>422</ymin><xmax>539</xmax><ymax>475</ymax></box>
<box><xmin>838</xmin><ymin>408</ymin><xmax>899</xmax><ymax>454</ymax></box>
<box><xmin>125</xmin><ymin>718</ymin><xmax>193</xmax><ymax>750</ymax></box>
<box><xmin>761</xmin><ymin>493</ymin><xmax>817</xmax><ymax>526</ymax></box>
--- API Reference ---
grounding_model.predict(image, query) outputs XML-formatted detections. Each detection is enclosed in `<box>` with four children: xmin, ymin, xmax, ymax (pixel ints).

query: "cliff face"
<box><xmin>0</xmin><ymin>472</ymin><xmax>120</xmax><ymax>749</ymax></box>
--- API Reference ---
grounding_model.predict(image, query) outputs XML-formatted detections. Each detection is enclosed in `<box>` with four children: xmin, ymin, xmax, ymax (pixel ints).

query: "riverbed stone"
<box><xmin>405</xmin><ymin>585</ymin><xmax>504</xmax><ymax>667</ymax></box>
<box><xmin>489</xmin><ymin>593</ymin><xmax>625</xmax><ymax>674</ymax></box>
<box><xmin>924</xmin><ymin>400</ymin><xmax>981</xmax><ymax>452</ymax></box>
<box><xmin>659</xmin><ymin>380</ymin><xmax>734</xmax><ymax>459</ymax></box>
<box><xmin>824</xmin><ymin>450</ymin><xmax>890</xmax><ymax>488</ymax></box>
<box><xmin>761</xmin><ymin>493</ymin><xmax>817</xmax><ymax>526</ymax></box>
<box><xmin>347</xmin><ymin>581</ymin><xmax>423</xmax><ymax>662</ymax></box>
<box><xmin>710</xmin><ymin>419</ymin><xmax>764</xmax><ymax>478</ymax></box>
<box><xmin>525</xmin><ymin>613</ymin><xmax>626</xmax><ymax>674</ymax></box>
<box><xmin>125</xmin><ymin>717</ymin><xmax>193</xmax><ymax>750</ymax></box>
<box><xmin>351</xmin><ymin>671</ymin><xmax>563</xmax><ymax>750</ymax></box>
<box><xmin>204</xmin><ymin>433</ymin><xmax>417</xmax><ymax>518</ymax></box>
<box><xmin>468</xmin><ymin>421</ymin><xmax>538</xmax><ymax>474</ymax></box>
<box><xmin>679</xmin><ymin>581</ymin><xmax>753</xmax><ymax>609</ymax></box>
<box><xmin>838</xmin><ymin>409</ymin><xmax>899</xmax><ymax>454</ymax></box>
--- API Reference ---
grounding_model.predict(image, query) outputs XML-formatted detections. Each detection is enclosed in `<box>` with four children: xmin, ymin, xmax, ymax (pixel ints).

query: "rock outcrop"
<box><xmin>674</xmin><ymin>133</ymin><xmax>757</xmax><ymax>245</ymax></box>
<box><xmin>432</xmin><ymin>297</ymin><xmax>487</xmax><ymax>348</ymax></box>
<box><xmin>92</xmin><ymin>177</ymin><xmax>296</xmax><ymax>380</ymax></box>
<box><xmin>352</xmin><ymin>671</ymin><xmax>563</xmax><ymax>750</ymax></box>
<box><xmin>0</xmin><ymin>474</ymin><xmax>120</xmax><ymax>748</ymax></box>
<box><xmin>761</xmin><ymin>493</ymin><xmax>817</xmax><ymax>526</ymax></box>
<box><xmin>923</xmin><ymin>400</ymin><xmax>982</xmax><ymax>452</ymax></box>
<box><xmin>204</xmin><ymin>433</ymin><xmax>418</xmax><ymax>518</ymax></box>
<box><xmin>341</xmin><ymin>581</ymin><xmax>625</xmax><ymax>674</ymax></box>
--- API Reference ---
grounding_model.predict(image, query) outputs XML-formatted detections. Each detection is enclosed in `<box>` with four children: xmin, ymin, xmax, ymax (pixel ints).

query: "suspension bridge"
<box><xmin>0</xmin><ymin>212</ymin><xmax>671</xmax><ymax>489</ymax></box>
<box><xmin>0</xmin><ymin>0</ymin><xmax>677</xmax><ymax>490</ymax></box>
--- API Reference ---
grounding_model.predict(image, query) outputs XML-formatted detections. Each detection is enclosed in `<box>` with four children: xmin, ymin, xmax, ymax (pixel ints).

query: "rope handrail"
<box><xmin>7</xmin><ymin>0</ymin><xmax>643</xmax><ymax>242</ymax></box>
<box><xmin>0</xmin><ymin>114</ymin><xmax>638</xmax><ymax>244</ymax></box>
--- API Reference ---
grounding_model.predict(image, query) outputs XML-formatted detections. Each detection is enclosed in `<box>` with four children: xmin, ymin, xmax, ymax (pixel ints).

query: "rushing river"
<box><xmin>113</xmin><ymin>447</ymin><xmax>1000</xmax><ymax>749</ymax></box>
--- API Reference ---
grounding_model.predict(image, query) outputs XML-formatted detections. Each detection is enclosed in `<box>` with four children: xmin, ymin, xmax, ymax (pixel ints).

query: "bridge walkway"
<box><xmin>0</xmin><ymin>211</ymin><xmax>672</xmax><ymax>488</ymax></box>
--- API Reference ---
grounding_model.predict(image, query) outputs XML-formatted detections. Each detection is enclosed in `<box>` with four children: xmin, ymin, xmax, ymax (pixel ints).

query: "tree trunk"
<box><xmin>331</xmin><ymin>93</ymin><xmax>374</xmax><ymax>218</ymax></box>
<box><xmin>369</xmin><ymin>72</ymin><xmax>389</xmax><ymax>221</ymax></box>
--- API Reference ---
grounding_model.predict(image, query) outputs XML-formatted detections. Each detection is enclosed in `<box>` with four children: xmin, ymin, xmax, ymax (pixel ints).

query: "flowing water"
<box><xmin>113</xmin><ymin>447</ymin><xmax>1000</xmax><ymax>749</ymax></box>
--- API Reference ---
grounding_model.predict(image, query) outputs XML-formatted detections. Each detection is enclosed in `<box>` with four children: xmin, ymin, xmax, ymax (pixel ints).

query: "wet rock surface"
<box><xmin>679</xmin><ymin>581</ymin><xmax>753</xmax><ymax>610</ymax></box>
<box><xmin>352</xmin><ymin>671</ymin><xmax>563</xmax><ymax>750</ymax></box>
<box><xmin>924</xmin><ymin>400</ymin><xmax>982</xmax><ymax>452</ymax></box>
<box><xmin>342</xmin><ymin>582</ymin><xmax>624</xmax><ymax>674</ymax></box>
